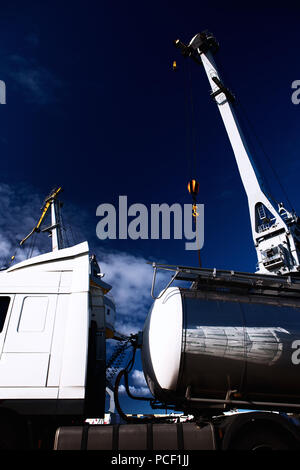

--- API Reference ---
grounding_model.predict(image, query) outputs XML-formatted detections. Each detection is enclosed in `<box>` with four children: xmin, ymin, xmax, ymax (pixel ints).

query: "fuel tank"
<box><xmin>141</xmin><ymin>286</ymin><xmax>300</xmax><ymax>412</ymax></box>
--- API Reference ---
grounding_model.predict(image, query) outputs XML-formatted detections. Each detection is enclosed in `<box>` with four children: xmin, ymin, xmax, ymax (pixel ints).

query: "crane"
<box><xmin>19</xmin><ymin>186</ymin><xmax>64</xmax><ymax>252</ymax></box>
<box><xmin>174</xmin><ymin>31</ymin><xmax>300</xmax><ymax>276</ymax></box>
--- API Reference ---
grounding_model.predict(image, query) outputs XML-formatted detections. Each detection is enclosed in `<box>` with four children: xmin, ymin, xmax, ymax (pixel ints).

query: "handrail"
<box><xmin>150</xmin><ymin>263</ymin><xmax>180</xmax><ymax>300</ymax></box>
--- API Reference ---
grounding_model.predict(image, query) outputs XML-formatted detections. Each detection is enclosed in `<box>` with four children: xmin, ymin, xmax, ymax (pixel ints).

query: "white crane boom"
<box><xmin>175</xmin><ymin>32</ymin><xmax>300</xmax><ymax>276</ymax></box>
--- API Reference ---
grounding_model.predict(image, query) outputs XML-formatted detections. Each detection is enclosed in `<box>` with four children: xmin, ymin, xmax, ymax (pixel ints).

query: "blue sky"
<box><xmin>1</xmin><ymin>1</ymin><xmax>300</xmax><ymax>414</ymax></box>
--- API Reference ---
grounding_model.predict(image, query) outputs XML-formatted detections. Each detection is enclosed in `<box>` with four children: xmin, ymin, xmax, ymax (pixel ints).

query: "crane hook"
<box><xmin>188</xmin><ymin>179</ymin><xmax>199</xmax><ymax>200</ymax></box>
<box><xmin>187</xmin><ymin>178</ymin><xmax>202</xmax><ymax>268</ymax></box>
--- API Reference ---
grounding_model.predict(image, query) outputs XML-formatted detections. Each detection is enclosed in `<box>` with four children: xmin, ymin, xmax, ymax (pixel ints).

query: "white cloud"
<box><xmin>128</xmin><ymin>369</ymin><xmax>152</xmax><ymax>397</ymax></box>
<box><xmin>110</xmin><ymin>319</ymin><xmax>141</xmax><ymax>338</ymax></box>
<box><xmin>98</xmin><ymin>250</ymin><xmax>154</xmax><ymax>315</ymax></box>
<box><xmin>118</xmin><ymin>384</ymin><xmax>126</xmax><ymax>393</ymax></box>
<box><xmin>118</xmin><ymin>384</ymin><xmax>152</xmax><ymax>398</ymax></box>
<box><xmin>8</xmin><ymin>54</ymin><xmax>62</xmax><ymax>104</ymax></box>
<box><xmin>0</xmin><ymin>234</ymin><xmax>11</xmax><ymax>257</ymax></box>
<box><xmin>107</xmin><ymin>366</ymin><xmax>152</xmax><ymax>398</ymax></box>
<box><xmin>129</xmin><ymin>385</ymin><xmax>152</xmax><ymax>397</ymax></box>
<box><xmin>96</xmin><ymin>249</ymin><xmax>170</xmax><ymax>335</ymax></box>
<box><xmin>131</xmin><ymin>369</ymin><xmax>147</xmax><ymax>387</ymax></box>
<box><xmin>0</xmin><ymin>183</ymin><xmax>45</xmax><ymax>265</ymax></box>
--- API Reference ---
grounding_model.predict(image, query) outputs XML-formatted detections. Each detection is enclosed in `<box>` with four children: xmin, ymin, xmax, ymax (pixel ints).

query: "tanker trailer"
<box><xmin>142</xmin><ymin>266</ymin><xmax>300</xmax><ymax>415</ymax></box>
<box><xmin>55</xmin><ymin>266</ymin><xmax>300</xmax><ymax>451</ymax></box>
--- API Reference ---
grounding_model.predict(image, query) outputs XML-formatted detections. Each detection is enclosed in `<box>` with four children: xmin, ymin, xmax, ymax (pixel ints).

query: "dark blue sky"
<box><xmin>1</xmin><ymin>2</ymin><xmax>300</xmax><ymax>271</ymax></box>
<box><xmin>1</xmin><ymin>1</ymin><xmax>300</xmax><ymax>414</ymax></box>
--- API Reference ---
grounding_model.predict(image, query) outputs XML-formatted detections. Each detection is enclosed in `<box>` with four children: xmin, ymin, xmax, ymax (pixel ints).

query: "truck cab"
<box><xmin>0</xmin><ymin>241</ymin><xmax>115</xmax><ymax>448</ymax></box>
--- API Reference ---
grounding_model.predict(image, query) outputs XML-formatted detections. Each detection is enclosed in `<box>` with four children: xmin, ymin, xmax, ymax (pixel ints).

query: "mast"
<box><xmin>174</xmin><ymin>32</ymin><xmax>300</xmax><ymax>276</ymax></box>
<box><xmin>49</xmin><ymin>190</ymin><xmax>64</xmax><ymax>251</ymax></box>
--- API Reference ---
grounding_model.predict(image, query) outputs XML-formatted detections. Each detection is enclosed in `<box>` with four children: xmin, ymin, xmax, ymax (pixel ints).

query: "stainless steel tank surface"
<box><xmin>141</xmin><ymin>286</ymin><xmax>300</xmax><ymax>409</ymax></box>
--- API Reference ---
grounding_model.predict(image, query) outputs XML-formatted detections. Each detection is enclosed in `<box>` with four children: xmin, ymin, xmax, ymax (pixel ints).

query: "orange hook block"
<box><xmin>187</xmin><ymin>179</ymin><xmax>199</xmax><ymax>197</ymax></box>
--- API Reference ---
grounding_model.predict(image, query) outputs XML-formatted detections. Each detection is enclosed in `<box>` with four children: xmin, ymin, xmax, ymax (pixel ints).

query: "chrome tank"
<box><xmin>141</xmin><ymin>286</ymin><xmax>300</xmax><ymax>412</ymax></box>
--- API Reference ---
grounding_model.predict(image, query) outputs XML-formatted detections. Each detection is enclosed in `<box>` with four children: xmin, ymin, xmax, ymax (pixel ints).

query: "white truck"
<box><xmin>0</xmin><ymin>188</ymin><xmax>116</xmax><ymax>448</ymax></box>
<box><xmin>2</xmin><ymin>31</ymin><xmax>300</xmax><ymax>451</ymax></box>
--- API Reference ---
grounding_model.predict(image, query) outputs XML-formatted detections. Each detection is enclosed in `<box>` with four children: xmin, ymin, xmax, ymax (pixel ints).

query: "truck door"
<box><xmin>0</xmin><ymin>294</ymin><xmax>57</xmax><ymax>387</ymax></box>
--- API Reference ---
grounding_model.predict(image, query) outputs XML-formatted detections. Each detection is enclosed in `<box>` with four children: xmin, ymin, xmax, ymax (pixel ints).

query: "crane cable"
<box><xmin>215</xmin><ymin>50</ymin><xmax>295</xmax><ymax>213</ymax></box>
<box><xmin>235</xmin><ymin>100</ymin><xmax>295</xmax><ymax>213</ymax></box>
<box><xmin>183</xmin><ymin>59</ymin><xmax>197</xmax><ymax>180</ymax></box>
<box><xmin>181</xmin><ymin>58</ymin><xmax>202</xmax><ymax>267</ymax></box>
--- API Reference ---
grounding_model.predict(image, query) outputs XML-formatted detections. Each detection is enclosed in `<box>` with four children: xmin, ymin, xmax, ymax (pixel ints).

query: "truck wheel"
<box><xmin>229</xmin><ymin>424</ymin><xmax>294</xmax><ymax>451</ymax></box>
<box><xmin>0</xmin><ymin>414</ymin><xmax>29</xmax><ymax>450</ymax></box>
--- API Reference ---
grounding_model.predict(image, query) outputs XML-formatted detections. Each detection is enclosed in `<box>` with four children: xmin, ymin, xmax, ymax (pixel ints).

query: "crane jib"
<box><xmin>174</xmin><ymin>31</ymin><xmax>300</xmax><ymax>277</ymax></box>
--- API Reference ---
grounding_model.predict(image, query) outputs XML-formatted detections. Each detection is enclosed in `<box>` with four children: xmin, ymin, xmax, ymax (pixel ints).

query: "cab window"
<box><xmin>0</xmin><ymin>297</ymin><xmax>10</xmax><ymax>332</ymax></box>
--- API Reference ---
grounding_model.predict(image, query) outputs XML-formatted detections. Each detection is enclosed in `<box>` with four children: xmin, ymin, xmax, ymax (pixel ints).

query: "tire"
<box><xmin>0</xmin><ymin>413</ymin><xmax>29</xmax><ymax>450</ymax></box>
<box><xmin>229</xmin><ymin>424</ymin><xmax>294</xmax><ymax>451</ymax></box>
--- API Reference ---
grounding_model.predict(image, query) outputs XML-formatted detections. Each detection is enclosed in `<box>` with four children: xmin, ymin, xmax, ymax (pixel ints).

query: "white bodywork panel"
<box><xmin>4</xmin><ymin>295</ymin><xmax>57</xmax><ymax>352</ymax></box>
<box><xmin>148</xmin><ymin>287</ymin><xmax>182</xmax><ymax>390</ymax></box>
<box><xmin>0</xmin><ymin>242</ymin><xmax>91</xmax><ymax>402</ymax></box>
